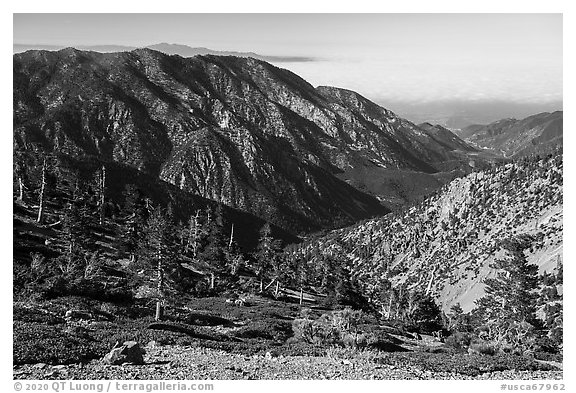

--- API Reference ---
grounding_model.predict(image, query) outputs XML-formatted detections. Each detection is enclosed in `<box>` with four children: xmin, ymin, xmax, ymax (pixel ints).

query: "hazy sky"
<box><xmin>14</xmin><ymin>13</ymin><xmax>562</xmax><ymax>109</ymax></box>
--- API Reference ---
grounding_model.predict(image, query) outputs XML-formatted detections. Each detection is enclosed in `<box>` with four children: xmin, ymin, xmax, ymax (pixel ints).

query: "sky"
<box><xmin>13</xmin><ymin>13</ymin><xmax>563</xmax><ymax>124</ymax></box>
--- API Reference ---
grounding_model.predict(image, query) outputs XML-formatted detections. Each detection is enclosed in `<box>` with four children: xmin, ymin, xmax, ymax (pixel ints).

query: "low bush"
<box><xmin>371</xmin><ymin>352</ymin><xmax>556</xmax><ymax>376</ymax></box>
<box><xmin>13</xmin><ymin>304</ymin><xmax>65</xmax><ymax>325</ymax></box>
<box><xmin>445</xmin><ymin>332</ymin><xmax>473</xmax><ymax>352</ymax></box>
<box><xmin>234</xmin><ymin>319</ymin><xmax>292</xmax><ymax>341</ymax></box>
<box><xmin>366</xmin><ymin>330</ymin><xmax>409</xmax><ymax>352</ymax></box>
<box><xmin>13</xmin><ymin>322</ymin><xmax>103</xmax><ymax>365</ymax></box>
<box><xmin>468</xmin><ymin>340</ymin><xmax>497</xmax><ymax>356</ymax></box>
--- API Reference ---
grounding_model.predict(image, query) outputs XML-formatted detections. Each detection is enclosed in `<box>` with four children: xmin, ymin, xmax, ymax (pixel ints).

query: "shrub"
<box><xmin>331</xmin><ymin>307</ymin><xmax>362</xmax><ymax>334</ymax></box>
<box><xmin>325</xmin><ymin>345</ymin><xmax>374</xmax><ymax>361</ymax></box>
<box><xmin>291</xmin><ymin>318</ymin><xmax>316</xmax><ymax>343</ymax></box>
<box><xmin>341</xmin><ymin>333</ymin><xmax>368</xmax><ymax>349</ymax></box>
<box><xmin>468</xmin><ymin>339</ymin><xmax>497</xmax><ymax>356</ymax></box>
<box><xmin>13</xmin><ymin>322</ymin><xmax>103</xmax><ymax>365</ymax></box>
<box><xmin>13</xmin><ymin>304</ymin><xmax>65</xmax><ymax>325</ymax></box>
<box><xmin>445</xmin><ymin>332</ymin><xmax>473</xmax><ymax>352</ymax></box>
<box><xmin>235</xmin><ymin>319</ymin><xmax>292</xmax><ymax>341</ymax></box>
<box><xmin>370</xmin><ymin>352</ymin><xmax>556</xmax><ymax>377</ymax></box>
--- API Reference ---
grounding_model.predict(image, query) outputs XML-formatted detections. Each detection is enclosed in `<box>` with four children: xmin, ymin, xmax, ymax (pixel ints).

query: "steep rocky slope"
<box><xmin>457</xmin><ymin>111</ymin><xmax>563</xmax><ymax>158</ymax></box>
<box><xmin>285</xmin><ymin>152</ymin><xmax>563</xmax><ymax>312</ymax></box>
<box><xmin>14</xmin><ymin>48</ymin><xmax>482</xmax><ymax>233</ymax></box>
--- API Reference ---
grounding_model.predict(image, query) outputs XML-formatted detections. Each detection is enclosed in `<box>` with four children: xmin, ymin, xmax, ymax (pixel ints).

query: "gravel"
<box><xmin>13</xmin><ymin>344</ymin><xmax>563</xmax><ymax>380</ymax></box>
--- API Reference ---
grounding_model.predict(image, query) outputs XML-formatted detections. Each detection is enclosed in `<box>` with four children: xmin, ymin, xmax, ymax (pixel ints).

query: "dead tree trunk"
<box><xmin>155</xmin><ymin>256</ymin><xmax>164</xmax><ymax>321</ymax></box>
<box><xmin>386</xmin><ymin>296</ymin><xmax>393</xmax><ymax>319</ymax></box>
<box><xmin>99</xmin><ymin>165</ymin><xmax>106</xmax><ymax>225</ymax></box>
<box><xmin>186</xmin><ymin>211</ymin><xmax>200</xmax><ymax>257</ymax></box>
<box><xmin>37</xmin><ymin>158</ymin><xmax>47</xmax><ymax>224</ymax></box>
<box><xmin>228</xmin><ymin>223</ymin><xmax>234</xmax><ymax>248</ymax></box>
<box><xmin>425</xmin><ymin>264</ymin><xmax>438</xmax><ymax>295</ymax></box>
<box><xmin>18</xmin><ymin>176</ymin><xmax>25</xmax><ymax>202</ymax></box>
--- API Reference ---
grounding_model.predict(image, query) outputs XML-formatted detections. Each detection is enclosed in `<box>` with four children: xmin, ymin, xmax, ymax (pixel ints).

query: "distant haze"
<box><xmin>14</xmin><ymin>13</ymin><xmax>562</xmax><ymax>125</ymax></box>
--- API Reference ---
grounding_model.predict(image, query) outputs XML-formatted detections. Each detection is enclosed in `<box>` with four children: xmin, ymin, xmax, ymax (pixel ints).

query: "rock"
<box><xmin>65</xmin><ymin>309</ymin><xmax>93</xmax><ymax>320</ymax></box>
<box><xmin>146</xmin><ymin>340</ymin><xmax>158</xmax><ymax>348</ymax></box>
<box><xmin>101</xmin><ymin>341</ymin><xmax>145</xmax><ymax>365</ymax></box>
<box><xmin>33</xmin><ymin>363</ymin><xmax>47</xmax><ymax>369</ymax></box>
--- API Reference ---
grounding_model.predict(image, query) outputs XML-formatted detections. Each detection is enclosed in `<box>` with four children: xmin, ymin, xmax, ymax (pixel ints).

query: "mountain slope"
<box><xmin>417</xmin><ymin>123</ymin><xmax>476</xmax><ymax>153</ymax></box>
<box><xmin>13</xmin><ymin>153</ymin><xmax>300</xmax><ymax>264</ymax></box>
<box><xmin>457</xmin><ymin>111</ymin><xmax>563</xmax><ymax>157</ymax></box>
<box><xmin>285</xmin><ymin>152</ymin><xmax>563</xmax><ymax>312</ymax></box>
<box><xmin>13</xmin><ymin>48</ymin><xmax>479</xmax><ymax>232</ymax></box>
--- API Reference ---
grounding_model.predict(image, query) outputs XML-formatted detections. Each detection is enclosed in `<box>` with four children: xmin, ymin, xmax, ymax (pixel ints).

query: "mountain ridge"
<box><xmin>284</xmin><ymin>151</ymin><xmax>563</xmax><ymax>312</ymax></box>
<box><xmin>456</xmin><ymin>111</ymin><xmax>563</xmax><ymax>157</ymax></box>
<box><xmin>13</xmin><ymin>47</ymin><xmax>495</xmax><ymax>234</ymax></box>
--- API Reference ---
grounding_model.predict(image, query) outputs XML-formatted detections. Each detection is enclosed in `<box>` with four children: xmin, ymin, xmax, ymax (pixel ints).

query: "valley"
<box><xmin>12</xmin><ymin>47</ymin><xmax>563</xmax><ymax>380</ymax></box>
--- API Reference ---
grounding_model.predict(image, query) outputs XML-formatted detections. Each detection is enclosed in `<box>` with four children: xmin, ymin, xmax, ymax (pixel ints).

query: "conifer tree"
<box><xmin>474</xmin><ymin>236</ymin><xmax>539</xmax><ymax>346</ymax></box>
<box><xmin>199</xmin><ymin>205</ymin><xmax>226</xmax><ymax>290</ymax></box>
<box><xmin>59</xmin><ymin>197</ymin><xmax>93</xmax><ymax>275</ymax></box>
<box><xmin>137</xmin><ymin>207</ymin><xmax>179</xmax><ymax>320</ymax></box>
<box><xmin>117</xmin><ymin>185</ymin><xmax>148</xmax><ymax>262</ymax></box>
<box><xmin>253</xmin><ymin>222</ymin><xmax>282</xmax><ymax>292</ymax></box>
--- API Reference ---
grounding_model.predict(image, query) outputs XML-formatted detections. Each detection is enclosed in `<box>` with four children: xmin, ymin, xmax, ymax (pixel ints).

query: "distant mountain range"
<box><xmin>456</xmin><ymin>111</ymin><xmax>563</xmax><ymax>157</ymax></box>
<box><xmin>389</xmin><ymin>100</ymin><xmax>563</xmax><ymax>129</ymax></box>
<box><xmin>13</xmin><ymin>43</ymin><xmax>316</xmax><ymax>63</ymax></box>
<box><xmin>13</xmin><ymin>47</ymin><xmax>487</xmax><ymax>234</ymax></box>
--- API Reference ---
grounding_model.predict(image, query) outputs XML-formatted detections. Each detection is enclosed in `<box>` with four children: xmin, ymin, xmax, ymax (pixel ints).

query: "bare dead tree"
<box><xmin>99</xmin><ymin>164</ymin><xmax>106</xmax><ymax>225</ymax></box>
<box><xmin>37</xmin><ymin>157</ymin><xmax>47</xmax><ymax>224</ymax></box>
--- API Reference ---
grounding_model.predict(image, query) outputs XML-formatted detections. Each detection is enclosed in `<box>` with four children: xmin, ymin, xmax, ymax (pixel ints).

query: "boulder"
<box><xmin>101</xmin><ymin>341</ymin><xmax>145</xmax><ymax>365</ymax></box>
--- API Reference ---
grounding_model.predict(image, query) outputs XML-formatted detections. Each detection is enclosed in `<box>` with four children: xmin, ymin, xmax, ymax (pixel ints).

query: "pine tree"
<box><xmin>473</xmin><ymin>236</ymin><xmax>539</xmax><ymax>346</ymax></box>
<box><xmin>117</xmin><ymin>185</ymin><xmax>148</xmax><ymax>262</ymax></box>
<box><xmin>198</xmin><ymin>205</ymin><xmax>226</xmax><ymax>290</ymax></box>
<box><xmin>406</xmin><ymin>292</ymin><xmax>443</xmax><ymax>333</ymax></box>
<box><xmin>448</xmin><ymin>303</ymin><xmax>471</xmax><ymax>332</ymax></box>
<box><xmin>137</xmin><ymin>207</ymin><xmax>179</xmax><ymax>320</ymax></box>
<box><xmin>59</xmin><ymin>197</ymin><xmax>93</xmax><ymax>275</ymax></box>
<box><xmin>540</xmin><ymin>256</ymin><xmax>563</xmax><ymax>348</ymax></box>
<box><xmin>253</xmin><ymin>222</ymin><xmax>282</xmax><ymax>292</ymax></box>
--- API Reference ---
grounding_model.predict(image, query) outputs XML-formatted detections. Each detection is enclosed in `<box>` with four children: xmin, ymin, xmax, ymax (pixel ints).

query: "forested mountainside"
<box><xmin>458</xmin><ymin>111</ymin><xmax>563</xmax><ymax>158</ymax></box>
<box><xmin>284</xmin><ymin>151</ymin><xmax>563</xmax><ymax>314</ymax></box>
<box><xmin>14</xmin><ymin>48</ymin><xmax>485</xmax><ymax>233</ymax></box>
<box><xmin>13</xmin><ymin>151</ymin><xmax>299</xmax><ymax>266</ymax></box>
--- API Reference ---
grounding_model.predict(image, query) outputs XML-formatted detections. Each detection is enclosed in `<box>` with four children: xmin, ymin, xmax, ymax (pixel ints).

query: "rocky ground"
<box><xmin>13</xmin><ymin>344</ymin><xmax>563</xmax><ymax>380</ymax></box>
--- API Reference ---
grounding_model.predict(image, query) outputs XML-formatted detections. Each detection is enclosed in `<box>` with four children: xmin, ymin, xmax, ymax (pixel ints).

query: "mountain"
<box><xmin>417</xmin><ymin>123</ymin><xmax>476</xmax><ymax>153</ymax></box>
<box><xmin>389</xmin><ymin>99</ymin><xmax>563</xmax><ymax>129</ymax></box>
<box><xmin>285</xmin><ymin>152</ymin><xmax>563</xmax><ymax>312</ymax></box>
<box><xmin>146</xmin><ymin>43</ymin><xmax>316</xmax><ymax>62</ymax></box>
<box><xmin>13</xmin><ymin>43</ymin><xmax>137</xmax><ymax>53</ymax></box>
<box><xmin>14</xmin><ymin>43</ymin><xmax>315</xmax><ymax>63</ymax></box>
<box><xmin>457</xmin><ymin>111</ymin><xmax>563</xmax><ymax>158</ymax></box>
<box><xmin>13</xmin><ymin>48</ymin><xmax>492</xmax><ymax>234</ymax></box>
